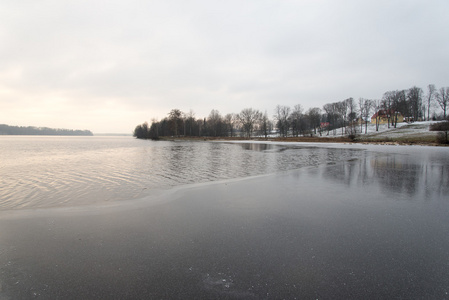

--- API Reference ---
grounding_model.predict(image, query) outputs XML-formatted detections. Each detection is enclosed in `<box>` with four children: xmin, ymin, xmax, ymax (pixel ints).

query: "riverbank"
<box><xmin>155</xmin><ymin>121</ymin><xmax>448</xmax><ymax>146</ymax></box>
<box><xmin>162</xmin><ymin>135</ymin><xmax>444</xmax><ymax>146</ymax></box>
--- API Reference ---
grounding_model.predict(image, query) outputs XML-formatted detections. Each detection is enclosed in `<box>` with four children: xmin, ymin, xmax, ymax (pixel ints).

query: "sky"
<box><xmin>1</xmin><ymin>0</ymin><xmax>448</xmax><ymax>134</ymax></box>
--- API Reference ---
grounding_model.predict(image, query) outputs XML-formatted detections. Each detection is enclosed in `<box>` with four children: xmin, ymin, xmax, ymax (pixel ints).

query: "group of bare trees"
<box><xmin>435</xmin><ymin>86</ymin><xmax>449</xmax><ymax>119</ymax></box>
<box><xmin>377</xmin><ymin>85</ymin><xmax>448</xmax><ymax>125</ymax></box>
<box><xmin>324</xmin><ymin>85</ymin><xmax>449</xmax><ymax>135</ymax></box>
<box><xmin>133</xmin><ymin>105</ymin><xmax>324</xmax><ymax>139</ymax></box>
<box><xmin>322</xmin><ymin>98</ymin><xmax>359</xmax><ymax>136</ymax></box>
<box><xmin>272</xmin><ymin>105</ymin><xmax>322</xmax><ymax>137</ymax></box>
<box><xmin>134</xmin><ymin>108</ymin><xmax>273</xmax><ymax>139</ymax></box>
<box><xmin>134</xmin><ymin>84</ymin><xmax>449</xmax><ymax>139</ymax></box>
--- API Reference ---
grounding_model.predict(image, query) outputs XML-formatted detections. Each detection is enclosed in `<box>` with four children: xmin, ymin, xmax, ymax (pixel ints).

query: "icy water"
<box><xmin>1</xmin><ymin>136</ymin><xmax>449</xmax><ymax>298</ymax></box>
<box><xmin>0</xmin><ymin>136</ymin><xmax>366</xmax><ymax>210</ymax></box>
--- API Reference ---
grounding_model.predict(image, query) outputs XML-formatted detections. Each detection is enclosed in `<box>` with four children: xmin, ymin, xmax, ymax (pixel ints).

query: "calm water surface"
<box><xmin>1</xmin><ymin>136</ymin><xmax>367</xmax><ymax>210</ymax></box>
<box><xmin>1</xmin><ymin>136</ymin><xmax>449</xmax><ymax>298</ymax></box>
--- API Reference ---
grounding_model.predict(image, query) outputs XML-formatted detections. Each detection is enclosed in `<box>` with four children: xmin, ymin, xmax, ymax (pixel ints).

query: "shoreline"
<box><xmin>153</xmin><ymin>135</ymin><xmax>447</xmax><ymax>147</ymax></box>
<box><xmin>138</xmin><ymin>120</ymin><xmax>448</xmax><ymax>146</ymax></box>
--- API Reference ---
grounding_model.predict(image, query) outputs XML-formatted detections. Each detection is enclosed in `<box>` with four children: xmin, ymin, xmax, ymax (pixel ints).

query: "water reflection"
<box><xmin>239</xmin><ymin>143</ymin><xmax>281</xmax><ymax>152</ymax></box>
<box><xmin>321</xmin><ymin>150</ymin><xmax>449</xmax><ymax>201</ymax></box>
<box><xmin>372</xmin><ymin>156</ymin><xmax>422</xmax><ymax>196</ymax></box>
<box><xmin>1</xmin><ymin>136</ymin><xmax>448</xmax><ymax>210</ymax></box>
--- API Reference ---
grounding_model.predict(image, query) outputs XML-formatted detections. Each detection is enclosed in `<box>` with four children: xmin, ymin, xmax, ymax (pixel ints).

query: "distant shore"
<box><xmin>0</xmin><ymin>124</ymin><xmax>93</xmax><ymax>136</ymax></box>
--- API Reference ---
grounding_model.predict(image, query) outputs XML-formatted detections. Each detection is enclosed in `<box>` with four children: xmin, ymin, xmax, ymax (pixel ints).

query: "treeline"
<box><xmin>134</xmin><ymin>84</ymin><xmax>449</xmax><ymax>139</ymax></box>
<box><xmin>0</xmin><ymin>124</ymin><xmax>93</xmax><ymax>136</ymax></box>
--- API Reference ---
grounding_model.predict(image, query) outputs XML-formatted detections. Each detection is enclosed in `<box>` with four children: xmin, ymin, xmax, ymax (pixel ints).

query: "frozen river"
<box><xmin>0</xmin><ymin>136</ymin><xmax>448</xmax><ymax>298</ymax></box>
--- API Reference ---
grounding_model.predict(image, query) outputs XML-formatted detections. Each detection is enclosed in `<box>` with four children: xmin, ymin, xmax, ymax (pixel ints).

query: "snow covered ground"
<box><xmin>325</xmin><ymin>121</ymin><xmax>441</xmax><ymax>142</ymax></box>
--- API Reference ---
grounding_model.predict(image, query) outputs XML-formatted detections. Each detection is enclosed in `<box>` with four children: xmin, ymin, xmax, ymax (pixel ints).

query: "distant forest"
<box><xmin>0</xmin><ymin>124</ymin><xmax>93</xmax><ymax>136</ymax></box>
<box><xmin>134</xmin><ymin>84</ymin><xmax>449</xmax><ymax>140</ymax></box>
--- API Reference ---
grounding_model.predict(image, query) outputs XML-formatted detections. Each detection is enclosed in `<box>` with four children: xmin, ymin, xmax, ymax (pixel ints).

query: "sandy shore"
<box><xmin>1</xmin><ymin>149</ymin><xmax>448</xmax><ymax>299</ymax></box>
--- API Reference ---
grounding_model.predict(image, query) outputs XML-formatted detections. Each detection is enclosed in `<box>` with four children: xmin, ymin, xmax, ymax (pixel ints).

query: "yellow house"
<box><xmin>371</xmin><ymin>110</ymin><xmax>404</xmax><ymax>124</ymax></box>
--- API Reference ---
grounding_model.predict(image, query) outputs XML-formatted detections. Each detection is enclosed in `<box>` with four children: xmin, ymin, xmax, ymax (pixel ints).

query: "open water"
<box><xmin>0</xmin><ymin>136</ymin><xmax>369</xmax><ymax>210</ymax></box>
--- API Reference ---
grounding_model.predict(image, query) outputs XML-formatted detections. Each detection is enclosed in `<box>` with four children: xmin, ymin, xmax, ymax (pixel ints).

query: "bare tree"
<box><xmin>436</xmin><ymin>87</ymin><xmax>449</xmax><ymax>119</ymax></box>
<box><xmin>374</xmin><ymin>99</ymin><xmax>382</xmax><ymax>131</ymax></box>
<box><xmin>426</xmin><ymin>84</ymin><xmax>436</xmax><ymax>121</ymax></box>
<box><xmin>391</xmin><ymin>90</ymin><xmax>406</xmax><ymax>128</ymax></box>
<box><xmin>407</xmin><ymin>86</ymin><xmax>423</xmax><ymax>122</ymax></box>
<box><xmin>181</xmin><ymin>112</ymin><xmax>187</xmax><ymax>136</ymax></box>
<box><xmin>273</xmin><ymin>105</ymin><xmax>290</xmax><ymax>137</ymax></box>
<box><xmin>168</xmin><ymin>109</ymin><xmax>183</xmax><ymax>136</ymax></box>
<box><xmin>358</xmin><ymin>98</ymin><xmax>373</xmax><ymax>134</ymax></box>
<box><xmin>337</xmin><ymin>100</ymin><xmax>348</xmax><ymax>135</ymax></box>
<box><xmin>197</xmin><ymin>118</ymin><xmax>205</xmax><ymax>137</ymax></box>
<box><xmin>289</xmin><ymin>104</ymin><xmax>303</xmax><ymax>137</ymax></box>
<box><xmin>150</xmin><ymin>118</ymin><xmax>159</xmax><ymax>138</ymax></box>
<box><xmin>238</xmin><ymin>108</ymin><xmax>262</xmax><ymax>138</ymax></box>
<box><xmin>224</xmin><ymin>113</ymin><xmax>237</xmax><ymax>137</ymax></box>
<box><xmin>207</xmin><ymin>109</ymin><xmax>223</xmax><ymax>137</ymax></box>
<box><xmin>323</xmin><ymin>102</ymin><xmax>340</xmax><ymax>135</ymax></box>
<box><xmin>184</xmin><ymin>110</ymin><xmax>195</xmax><ymax>136</ymax></box>
<box><xmin>260</xmin><ymin>111</ymin><xmax>270</xmax><ymax>139</ymax></box>
<box><xmin>358</xmin><ymin>98</ymin><xmax>364</xmax><ymax>133</ymax></box>
<box><xmin>306</xmin><ymin>107</ymin><xmax>321</xmax><ymax>135</ymax></box>
<box><xmin>345</xmin><ymin>97</ymin><xmax>357</xmax><ymax>136</ymax></box>
<box><xmin>382</xmin><ymin>91</ymin><xmax>396</xmax><ymax>128</ymax></box>
<box><xmin>363</xmin><ymin>99</ymin><xmax>374</xmax><ymax>134</ymax></box>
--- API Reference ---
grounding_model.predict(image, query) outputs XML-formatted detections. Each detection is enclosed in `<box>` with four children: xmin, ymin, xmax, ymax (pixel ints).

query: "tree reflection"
<box><xmin>320</xmin><ymin>151</ymin><xmax>448</xmax><ymax>202</ymax></box>
<box><xmin>239</xmin><ymin>143</ymin><xmax>278</xmax><ymax>152</ymax></box>
<box><xmin>371</xmin><ymin>156</ymin><xmax>421</xmax><ymax>197</ymax></box>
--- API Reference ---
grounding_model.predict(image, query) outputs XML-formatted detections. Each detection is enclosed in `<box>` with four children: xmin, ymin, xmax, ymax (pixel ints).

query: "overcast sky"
<box><xmin>1</xmin><ymin>0</ymin><xmax>448</xmax><ymax>133</ymax></box>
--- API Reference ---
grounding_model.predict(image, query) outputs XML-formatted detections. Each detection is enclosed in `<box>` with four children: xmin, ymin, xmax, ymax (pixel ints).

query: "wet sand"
<box><xmin>1</xmin><ymin>148</ymin><xmax>449</xmax><ymax>299</ymax></box>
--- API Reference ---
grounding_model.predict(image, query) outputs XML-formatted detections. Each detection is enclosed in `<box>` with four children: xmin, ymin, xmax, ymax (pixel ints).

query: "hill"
<box><xmin>257</xmin><ymin>121</ymin><xmax>446</xmax><ymax>145</ymax></box>
<box><xmin>353</xmin><ymin>121</ymin><xmax>441</xmax><ymax>144</ymax></box>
